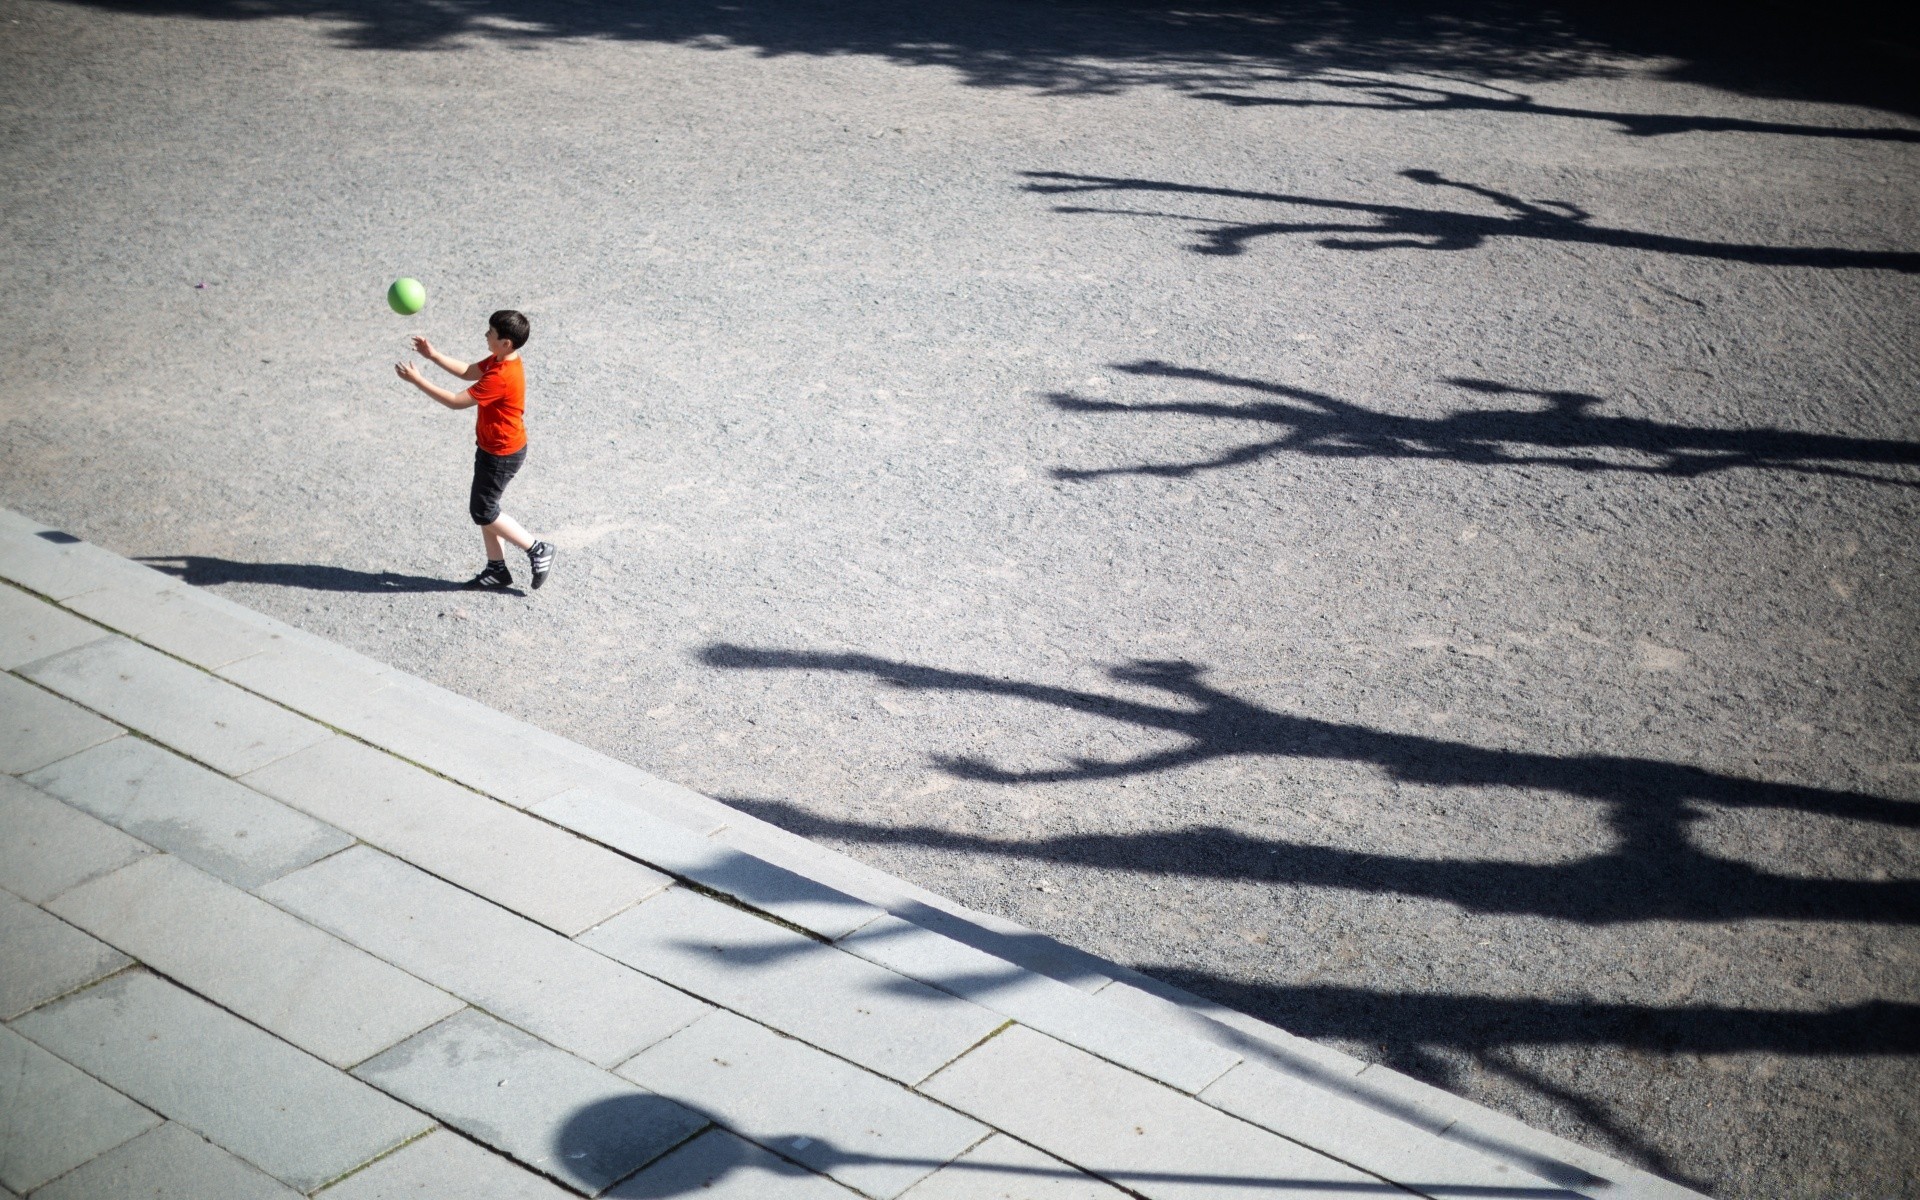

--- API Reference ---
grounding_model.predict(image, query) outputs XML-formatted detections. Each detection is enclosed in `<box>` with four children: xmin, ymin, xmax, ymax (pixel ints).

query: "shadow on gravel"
<box><xmin>52</xmin><ymin>0</ymin><xmax>1919</xmax><ymax>115</ymax></box>
<box><xmin>1139</xmin><ymin>970</ymin><xmax>1920</xmax><ymax>1058</ymax></box>
<box><xmin>1141</xmin><ymin>965</ymin><xmax>1917</xmax><ymax>1185</ymax></box>
<box><xmin>1046</xmin><ymin>362</ymin><xmax>1920</xmax><ymax>484</ymax></box>
<box><xmin>700</xmin><ymin>647</ymin><xmax>1920</xmax><ymax>927</ymax></box>
<box><xmin>1192</xmin><ymin>73</ymin><xmax>1920</xmax><ymax>142</ymax></box>
<box><xmin>1024</xmin><ymin>169</ymin><xmax>1920</xmax><ymax>272</ymax></box>
<box><xmin>141</xmin><ymin>554</ymin><xmax>507</xmax><ymax>594</ymax></box>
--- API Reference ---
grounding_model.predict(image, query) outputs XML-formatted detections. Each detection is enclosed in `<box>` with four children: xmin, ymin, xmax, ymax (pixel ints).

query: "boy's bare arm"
<box><xmin>395</xmin><ymin>361</ymin><xmax>479</xmax><ymax>409</ymax></box>
<box><xmin>410</xmin><ymin>335</ymin><xmax>484</xmax><ymax>382</ymax></box>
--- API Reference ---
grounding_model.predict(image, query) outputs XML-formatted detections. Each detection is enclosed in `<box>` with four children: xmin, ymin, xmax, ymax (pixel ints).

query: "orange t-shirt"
<box><xmin>468</xmin><ymin>355</ymin><xmax>527</xmax><ymax>455</ymax></box>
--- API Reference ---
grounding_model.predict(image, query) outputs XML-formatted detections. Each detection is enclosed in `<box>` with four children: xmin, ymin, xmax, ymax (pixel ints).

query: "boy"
<box><xmin>396</xmin><ymin>310</ymin><xmax>555</xmax><ymax>590</ymax></box>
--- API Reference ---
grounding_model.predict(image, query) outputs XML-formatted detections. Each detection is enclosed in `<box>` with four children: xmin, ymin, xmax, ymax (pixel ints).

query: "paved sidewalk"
<box><xmin>0</xmin><ymin>506</ymin><xmax>1706</xmax><ymax>1200</ymax></box>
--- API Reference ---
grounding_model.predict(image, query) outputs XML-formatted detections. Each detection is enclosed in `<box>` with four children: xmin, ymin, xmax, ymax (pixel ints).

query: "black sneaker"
<box><xmin>527</xmin><ymin>541</ymin><xmax>554</xmax><ymax>590</ymax></box>
<box><xmin>464</xmin><ymin>561</ymin><xmax>512</xmax><ymax>590</ymax></box>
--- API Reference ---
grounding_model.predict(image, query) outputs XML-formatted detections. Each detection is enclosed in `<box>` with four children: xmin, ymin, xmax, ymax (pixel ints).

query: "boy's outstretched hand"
<box><xmin>395</xmin><ymin>361</ymin><xmax>426</xmax><ymax>386</ymax></box>
<box><xmin>410</xmin><ymin>334</ymin><xmax>435</xmax><ymax>358</ymax></box>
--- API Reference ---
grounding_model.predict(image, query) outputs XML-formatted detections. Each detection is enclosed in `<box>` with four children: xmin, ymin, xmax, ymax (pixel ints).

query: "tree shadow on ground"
<box><xmin>1046</xmin><ymin>362</ymin><xmax>1920</xmax><ymax>485</ymax></box>
<box><xmin>1142</xmin><ymin>965</ymin><xmax>1918</xmax><ymax>1185</ymax></box>
<box><xmin>1024</xmin><ymin>169</ymin><xmax>1920</xmax><ymax>271</ymax></box>
<box><xmin>141</xmin><ymin>554</ymin><xmax>511</xmax><ymax>594</ymax></box>
<box><xmin>50</xmin><ymin>0</ymin><xmax>1920</xmax><ymax>115</ymax></box>
<box><xmin>700</xmin><ymin>646</ymin><xmax>1920</xmax><ymax>927</ymax></box>
<box><xmin>1192</xmin><ymin>71</ymin><xmax>1920</xmax><ymax>142</ymax></box>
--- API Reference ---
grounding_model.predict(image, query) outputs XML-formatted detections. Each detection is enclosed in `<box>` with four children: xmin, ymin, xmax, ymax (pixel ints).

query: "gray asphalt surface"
<box><xmin>3</xmin><ymin>1</ymin><xmax>1917</xmax><ymax>1195</ymax></box>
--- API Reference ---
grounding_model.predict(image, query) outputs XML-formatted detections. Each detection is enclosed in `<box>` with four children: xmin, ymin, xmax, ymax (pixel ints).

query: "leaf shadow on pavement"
<box><xmin>140</xmin><ymin>554</ymin><xmax>512</xmax><ymax>595</ymax></box>
<box><xmin>1023</xmin><ymin>169</ymin><xmax>1920</xmax><ymax>272</ymax></box>
<box><xmin>700</xmin><ymin>646</ymin><xmax>1920</xmax><ymax>928</ymax></box>
<box><xmin>51</xmin><ymin>0</ymin><xmax>1919</xmax><ymax>116</ymax></box>
<box><xmin>1044</xmin><ymin>362</ymin><xmax>1920</xmax><ymax>485</ymax></box>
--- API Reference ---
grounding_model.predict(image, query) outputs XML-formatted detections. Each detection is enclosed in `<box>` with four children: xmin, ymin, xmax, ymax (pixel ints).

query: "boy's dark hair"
<box><xmin>490</xmin><ymin>309</ymin><xmax>530</xmax><ymax>349</ymax></box>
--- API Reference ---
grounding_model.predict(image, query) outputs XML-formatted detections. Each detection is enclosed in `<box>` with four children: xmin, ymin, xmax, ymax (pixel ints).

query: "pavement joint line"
<box><xmin>4</xmin><ymin>957</ymin><xmax>443</xmax><ymax>1196</ymax></box>
<box><xmin>6</xmin><ymin>617</ymin><xmax>874</xmax><ymax>950</ymax></box>
<box><xmin>8</xmin><ymin>579</ymin><xmax>1074</xmax><ymax>984</ymax></box>
<box><xmin>1</xmin><ymin>956</ymin><xmax>145</xmax><ymax>1024</ymax></box>
<box><xmin>233</xmin><ymin>850</ymin><xmax>967</xmax><ymax>1107</ymax></box>
<box><xmin>601</xmin><ymin>1007</ymin><xmax>1030</xmax><ymax>1155</ymax></box>
<box><xmin>6</xmin><ymin>661</ymin><xmax>1435</xmax><ymax>1162</ymax></box>
<box><xmin>0</xmin><ymin>574</ymin><xmax>524</xmax><ymax>807</ymax></box>
<box><xmin>19</xmin><ymin>834</ymin><xmax>980</xmax><ymax>1197</ymax></box>
<box><xmin>915</xmin><ymin>1016</ymin><xmax>1017</xmax><ymax>1088</ymax></box>
<box><xmin>303</xmin><ymin>1123</ymin><xmax>442</xmax><ymax>1197</ymax></box>
<box><xmin>592</xmin><ymin>1120</ymin><xmax>720</xmax><ymax>1198</ymax></box>
<box><xmin>917</xmin><ymin>1022</ymin><xmax>1427</xmax><ymax>1200</ymax></box>
<box><xmin>12</xmin><ymin>956</ymin><xmax>450</xmax><ymax>1130</ymax></box>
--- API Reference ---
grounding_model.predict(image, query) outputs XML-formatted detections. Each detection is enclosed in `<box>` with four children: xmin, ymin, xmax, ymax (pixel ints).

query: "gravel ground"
<box><xmin>3</xmin><ymin>1</ymin><xmax>1917</xmax><ymax>1195</ymax></box>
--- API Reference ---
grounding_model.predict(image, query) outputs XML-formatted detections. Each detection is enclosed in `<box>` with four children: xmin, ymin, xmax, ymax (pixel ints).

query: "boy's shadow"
<box><xmin>141</xmin><ymin>555</ymin><xmax>511</xmax><ymax>595</ymax></box>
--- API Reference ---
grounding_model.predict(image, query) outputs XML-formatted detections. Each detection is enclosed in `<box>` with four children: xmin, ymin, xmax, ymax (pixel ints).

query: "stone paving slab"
<box><xmin>0</xmin><ymin>583</ymin><xmax>106</xmax><ymax>670</ymax></box>
<box><xmin>29</xmin><ymin>1121</ymin><xmax>302</xmax><ymax>1200</ymax></box>
<box><xmin>0</xmin><ymin>1025</ymin><xmax>160</xmax><ymax>1196</ymax></box>
<box><xmin>1198</xmin><ymin>1061</ymin><xmax>1585</xmax><ymax>1200</ymax></box>
<box><xmin>1331</xmin><ymin>1063</ymin><xmax>1698</xmax><ymax>1200</ymax></box>
<box><xmin>243</xmin><ymin>736</ymin><xmax>666</xmax><ymax>935</ymax></box>
<box><xmin>536</xmin><ymin>787</ymin><xmax>884</xmax><ymax>940</ymax></box>
<box><xmin>0</xmin><ymin>673</ymin><xmax>120</xmax><ymax>776</ymax></box>
<box><xmin>897</xmin><ymin>1135</ymin><xmax>1128</xmax><ymax>1200</ymax></box>
<box><xmin>50</xmin><ymin>855</ymin><xmax>466</xmax><ymax>1069</ymax></box>
<box><xmin>604</xmin><ymin>1128</ymin><xmax>859</xmax><ymax>1200</ymax></box>
<box><xmin>314</xmin><ymin>1129</ymin><xmax>575</xmax><ymax>1200</ymax></box>
<box><xmin>26</xmin><ymin>737</ymin><xmax>352</xmax><ymax>890</ymax></box>
<box><xmin>920</xmin><ymin>1025</ymin><xmax>1384</xmax><ymax>1200</ymax></box>
<box><xmin>583</xmin><ymin>887</ymin><xmax>1005</xmax><ymax>1086</ymax></box>
<box><xmin>1092</xmin><ymin>978</ymin><xmax>1375</xmax><ymax>1084</ymax></box>
<box><xmin>308</xmin><ymin>681</ymin><xmax>584</xmax><ymax>809</ymax></box>
<box><xmin>63</xmin><ymin>579</ymin><xmax>285</xmax><ymax>673</ymax></box>
<box><xmin>216</xmin><ymin>642</ymin><xmax>399</xmax><ymax>727</ymax></box>
<box><xmin>0</xmin><ymin>776</ymin><xmax>152</xmax><ymax>904</ymax></box>
<box><xmin>840</xmin><ymin>915</ymin><xmax>1238</xmax><ymax>1095</ymax></box>
<box><xmin>353</xmin><ymin>1009</ymin><xmax>709</xmax><ymax>1196</ymax></box>
<box><xmin>0</xmin><ymin>520</ymin><xmax>170</xmax><ymax>603</ymax></box>
<box><xmin>617</xmin><ymin>1009</ymin><xmax>988</xmax><ymax>1200</ymax></box>
<box><xmin>547</xmin><ymin>765</ymin><xmax>731</xmax><ymax>839</ymax></box>
<box><xmin>260</xmin><ymin>846</ymin><xmax>710</xmax><ymax>1068</ymax></box>
<box><xmin>0</xmin><ymin>887</ymin><xmax>128</xmax><ymax>1020</ymax></box>
<box><xmin>11</xmin><ymin>971</ymin><xmax>434</xmax><ymax>1193</ymax></box>
<box><xmin>21</xmin><ymin>638</ymin><xmax>328</xmax><ymax>776</ymax></box>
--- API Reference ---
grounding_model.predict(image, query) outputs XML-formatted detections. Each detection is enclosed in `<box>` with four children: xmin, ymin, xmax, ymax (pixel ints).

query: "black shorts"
<box><xmin>469</xmin><ymin>445</ymin><xmax>526</xmax><ymax>525</ymax></box>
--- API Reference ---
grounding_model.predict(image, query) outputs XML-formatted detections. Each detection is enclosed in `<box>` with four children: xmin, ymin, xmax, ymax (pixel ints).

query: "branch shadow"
<box><xmin>638</xmin><ymin>882</ymin><xmax>1906</xmax><ymax>1190</ymax></box>
<box><xmin>1023</xmin><ymin>169</ymin><xmax>1920</xmax><ymax>272</ymax></box>
<box><xmin>47</xmin><ymin>0</ymin><xmax>1920</xmax><ymax>117</ymax></box>
<box><xmin>1045</xmin><ymin>362</ymin><xmax>1920</xmax><ymax>486</ymax></box>
<box><xmin>140</xmin><ymin>554</ymin><xmax>510</xmax><ymax>594</ymax></box>
<box><xmin>692</xmin><ymin>643</ymin><xmax>1917</xmax><ymax>1184</ymax></box>
<box><xmin>1192</xmin><ymin>72</ymin><xmax>1920</xmax><ymax>143</ymax></box>
<box><xmin>699</xmin><ymin>645</ymin><xmax>1920</xmax><ymax>928</ymax></box>
<box><xmin>1145</xmin><ymin>968</ymin><xmax>1920</xmax><ymax>1060</ymax></box>
<box><xmin>566</xmin><ymin>1101</ymin><xmax>1587</xmax><ymax>1197</ymax></box>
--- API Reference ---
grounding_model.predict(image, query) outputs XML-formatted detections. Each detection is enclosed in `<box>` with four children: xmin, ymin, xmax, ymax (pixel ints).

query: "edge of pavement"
<box><xmin>0</xmin><ymin>504</ymin><xmax>1708</xmax><ymax>1200</ymax></box>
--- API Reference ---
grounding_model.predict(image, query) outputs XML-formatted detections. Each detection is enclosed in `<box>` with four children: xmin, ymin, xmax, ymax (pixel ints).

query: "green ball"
<box><xmin>387</xmin><ymin>277</ymin><xmax>426</xmax><ymax>315</ymax></box>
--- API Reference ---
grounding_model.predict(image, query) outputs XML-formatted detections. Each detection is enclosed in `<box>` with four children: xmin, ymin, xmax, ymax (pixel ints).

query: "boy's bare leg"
<box><xmin>483</xmin><ymin>515</ymin><xmax>535</xmax><ymax>560</ymax></box>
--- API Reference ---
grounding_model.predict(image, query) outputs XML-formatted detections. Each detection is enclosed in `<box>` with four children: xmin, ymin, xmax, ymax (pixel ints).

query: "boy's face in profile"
<box><xmin>485</xmin><ymin>326</ymin><xmax>513</xmax><ymax>358</ymax></box>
